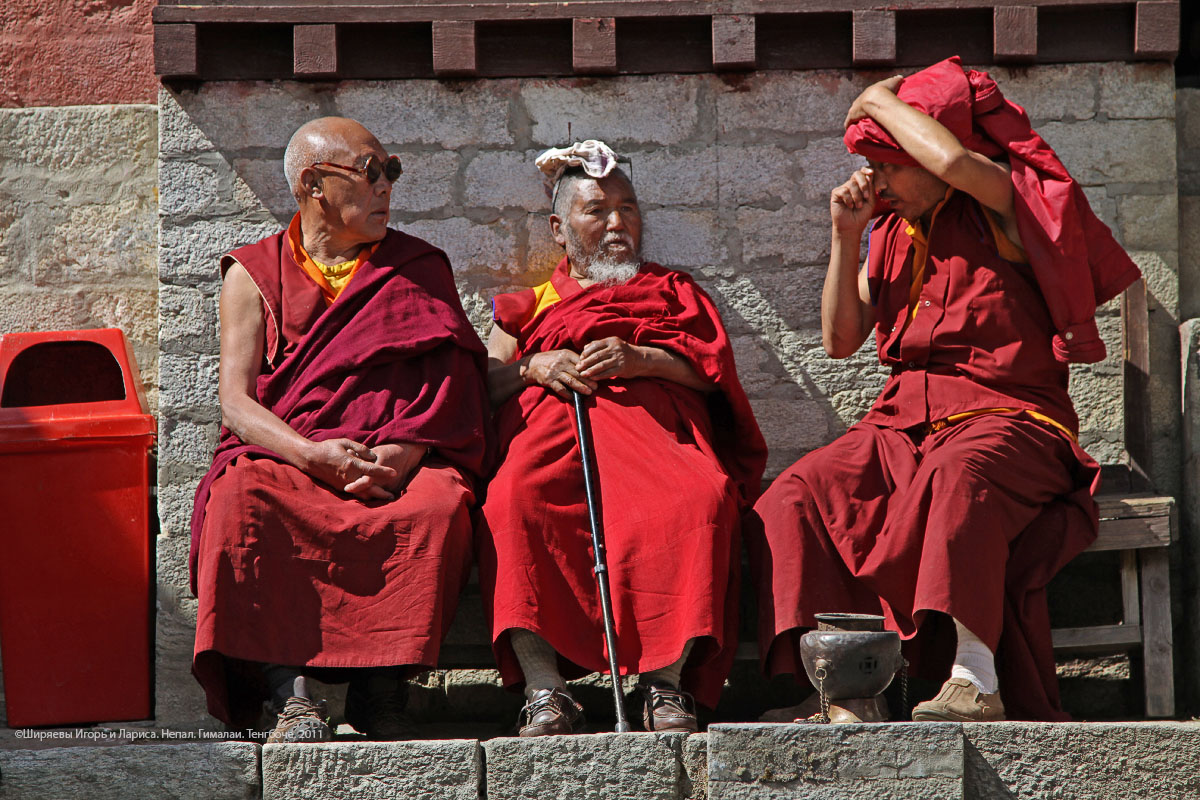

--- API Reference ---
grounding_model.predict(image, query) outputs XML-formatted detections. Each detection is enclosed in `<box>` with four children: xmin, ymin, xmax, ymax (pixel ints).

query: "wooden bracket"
<box><xmin>994</xmin><ymin>5</ymin><xmax>1038</xmax><ymax>63</ymax></box>
<box><xmin>573</xmin><ymin>17</ymin><xmax>617</xmax><ymax>74</ymax></box>
<box><xmin>852</xmin><ymin>10</ymin><xmax>896</xmax><ymax>67</ymax></box>
<box><xmin>294</xmin><ymin>24</ymin><xmax>338</xmax><ymax>77</ymax></box>
<box><xmin>713</xmin><ymin>14</ymin><xmax>756</xmax><ymax>71</ymax></box>
<box><xmin>154</xmin><ymin>23</ymin><xmax>198</xmax><ymax>78</ymax></box>
<box><xmin>1134</xmin><ymin>0</ymin><xmax>1179</xmax><ymax>59</ymax></box>
<box><xmin>433</xmin><ymin>20</ymin><xmax>478</xmax><ymax>76</ymax></box>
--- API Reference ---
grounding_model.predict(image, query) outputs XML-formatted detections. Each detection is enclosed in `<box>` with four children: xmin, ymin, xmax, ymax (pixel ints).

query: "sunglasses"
<box><xmin>311</xmin><ymin>154</ymin><xmax>403</xmax><ymax>184</ymax></box>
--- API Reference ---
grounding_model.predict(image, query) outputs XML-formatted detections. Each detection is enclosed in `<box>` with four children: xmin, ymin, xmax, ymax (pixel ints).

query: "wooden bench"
<box><xmin>1048</xmin><ymin>279</ymin><xmax>1176</xmax><ymax>718</ymax></box>
<box><xmin>442</xmin><ymin>282</ymin><xmax>1177</xmax><ymax>718</ymax></box>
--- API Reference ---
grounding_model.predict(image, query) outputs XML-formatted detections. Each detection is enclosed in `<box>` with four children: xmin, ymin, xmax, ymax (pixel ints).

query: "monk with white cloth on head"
<box><xmin>479</xmin><ymin>140</ymin><xmax>767</xmax><ymax>736</ymax></box>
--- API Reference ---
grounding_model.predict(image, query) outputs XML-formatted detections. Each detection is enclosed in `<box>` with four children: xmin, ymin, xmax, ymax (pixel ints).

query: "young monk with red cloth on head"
<box><xmin>480</xmin><ymin>140</ymin><xmax>767</xmax><ymax>736</ymax></box>
<box><xmin>190</xmin><ymin>117</ymin><xmax>491</xmax><ymax>742</ymax></box>
<box><xmin>749</xmin><ymin>57</ymin><xmax>1140</xmax><ymax>722</ymax></box>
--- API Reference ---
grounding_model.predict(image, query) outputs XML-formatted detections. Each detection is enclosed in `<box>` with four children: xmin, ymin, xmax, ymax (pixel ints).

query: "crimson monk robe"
<box><xmin>748</xmin><ymin>56</ymin><xmax>1140</xmax><ymax>722</ymax></box>
<box><xmin>480</xmin><ymin>257</ymin><xmax>767</xmax><ymax>708</ymax></box>
<box><xmin>190</xmin><ymin>226</ymin><xmax>491</xmax><ymax>729</ymax></box>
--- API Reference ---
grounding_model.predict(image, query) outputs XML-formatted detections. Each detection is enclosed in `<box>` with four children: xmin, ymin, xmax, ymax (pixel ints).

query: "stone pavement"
<box><xmin>2</xmin><ymin>722</ymin><xmax>1198</xmax><ymax>799</ymax></box>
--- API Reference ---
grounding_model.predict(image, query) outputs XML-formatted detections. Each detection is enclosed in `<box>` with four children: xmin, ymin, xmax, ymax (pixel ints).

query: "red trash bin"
<box><xmin>0</xmin><ymin>328</ymin><xmax>156</xmax><ymax>727</ymax></box>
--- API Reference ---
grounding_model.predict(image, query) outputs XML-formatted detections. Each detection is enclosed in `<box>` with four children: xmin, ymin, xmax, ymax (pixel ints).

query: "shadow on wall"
<box><xmin>157</xmin><ymin>73</ymin><xmax>894</xmax><ymax>489</ymax></box>
<box><xmin>157</xmin><ymin>64</ymin><xmax>1149</xmax><ymax>520</ymax></box>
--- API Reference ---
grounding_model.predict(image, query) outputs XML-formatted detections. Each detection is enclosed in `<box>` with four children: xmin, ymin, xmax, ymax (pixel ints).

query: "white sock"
<box><xmin>950</xmin><ymin>618</ymin><xmax>999</xmax><ymax>694</ymax></box>
<box><xmin>639</xmin><ymin>639</ymin><xmax>695</xmax><ymax>689</ymax></box>
<box><xmin>510</xmin><ymin>628</ymin><xmax>567</xmax><ymax>699</ymax></box>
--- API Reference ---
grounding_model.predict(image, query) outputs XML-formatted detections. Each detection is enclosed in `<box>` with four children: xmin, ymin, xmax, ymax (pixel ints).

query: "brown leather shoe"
<box><xmin>637</xmin><ymin>681</ymin><xmax>699</xmax><ymax>733</ymax></box>
<box><xmin>518</xmin><ymin>688</ymin><xmax>584</xmax><ymax>737</ymax></box>
<box><xmin>911</xmin><ymin>677</ymin><xmax>1006</xmax><ymax>722</ymax></box>
<box><xmin>758</xmin><ymin>692</ymin><xmax>820</xmax><ymax>722</ymax></box>
<box><xmin>266</xmin><ymin>696</ymin><xmax>334</xmax><ymax>744</ymax></box>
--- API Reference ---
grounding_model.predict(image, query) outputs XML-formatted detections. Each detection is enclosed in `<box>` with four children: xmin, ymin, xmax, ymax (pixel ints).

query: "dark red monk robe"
<box><xmin>481</xmin><ymin>260</ymin><xmax>766</xmax><ymax>708</ymax></box>
<box><xmin>190</xmin><ymin>228</ymin><xmax>491</xmax><ymax>728</ymax></box>
<box><xmin>749</xmin><ymin>190</ymin><xmax>1126</xmax><ymax>721</ymax></box>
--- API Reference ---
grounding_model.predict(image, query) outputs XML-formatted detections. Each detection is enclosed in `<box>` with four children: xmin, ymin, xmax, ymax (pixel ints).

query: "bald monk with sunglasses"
<box><xmin>190</xmin><ymin>117</ymin><xmax>491</xmax><ymax>742</ymax></box>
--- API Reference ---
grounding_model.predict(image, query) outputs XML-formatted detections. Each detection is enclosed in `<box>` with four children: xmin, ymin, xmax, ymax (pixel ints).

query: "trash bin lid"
<box><xmin>0</xmin><ymin>329</ymin><xmax>156</xmax><ymax>443</ymax></box>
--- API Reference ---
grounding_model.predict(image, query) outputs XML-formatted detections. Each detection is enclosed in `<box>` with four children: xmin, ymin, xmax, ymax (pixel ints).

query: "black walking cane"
<box><xmin>571</xmin><ymin>389</ymin><xmax>632</xmax><ymax>733</ymax></box>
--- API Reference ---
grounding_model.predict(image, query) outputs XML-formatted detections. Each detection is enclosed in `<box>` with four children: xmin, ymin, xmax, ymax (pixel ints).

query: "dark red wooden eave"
<box><xmin>153</xmin><ymin>0</ymin><xmax>1179</xmax><ymax>79</ymax></box>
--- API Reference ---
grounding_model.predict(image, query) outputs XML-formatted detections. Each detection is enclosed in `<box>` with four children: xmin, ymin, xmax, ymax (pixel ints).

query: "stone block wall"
<box><xmin>156</xmin><ymin>62</ymin><xmax>1180</xmax><ymax>726</ymax></box>
<box><xmin>1178</xmin><ymin>87</ymin><xmax>1200</xmax><ymax>713</ymax></box>
<box><xmin>0</xmin><ymin>104</ymin><xmax>160</xmax><ymax>409</ymax></box>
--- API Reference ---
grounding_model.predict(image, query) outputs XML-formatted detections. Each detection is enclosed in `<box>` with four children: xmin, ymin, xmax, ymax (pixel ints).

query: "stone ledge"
<box><xmin>3</xmin><ymin>724</ymin><xmax>1200</xmax><ymax>799</ymax></box>
<box><xmin>0</xmin><ymin>742</ymin><xmax>260</xmax><ymax>800</ymax></box>
<box><xmin>965</xmin><ymin>721</ymin><xmax>1200</xmax><ymax>800</ymax></box>
<box><xmin>483</xmin><ymin>731</ymin><xmax>689</xmax><ymax>800</ymax></box>
<box><xmin>707</xmin><ymin>723</ymin><xmax>962</xmax><ymax>800</ymax></box>
<box><xmin>708</xmin><ymin>721</ymin><xmax>1200</xmax><ymax>800</ymax></box>
<box><xmin>262</xmin><ymin>739</ymin><xmax>481</xmax><ymax>800</ymax></box>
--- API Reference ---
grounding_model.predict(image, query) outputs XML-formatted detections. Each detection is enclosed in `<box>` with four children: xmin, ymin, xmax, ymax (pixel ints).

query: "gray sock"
<box><xmin>510</xmin><ymin>629</ymin><xmax>567</xmax><ymax>699</ymax></box>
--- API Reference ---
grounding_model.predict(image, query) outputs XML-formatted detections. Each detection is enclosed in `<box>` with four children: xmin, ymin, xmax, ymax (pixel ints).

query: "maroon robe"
<box><xmin>480</xmin><ymin>260</ymin><xmax>766</xmax><ymax>707</ymax></box>
<box><xmin>190</xmin><ymin>228</ymin><xmax>491</xmax><ymax>728</ymax></box>
<box><xmin>749</xmin><ymin>191</ymin><xmax>1123</xmax><ymax>720</ymax></box>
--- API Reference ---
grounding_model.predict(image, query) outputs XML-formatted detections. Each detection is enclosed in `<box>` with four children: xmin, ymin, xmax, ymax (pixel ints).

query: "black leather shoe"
<box><xmin>518</xmin><ymin>688</ymin><xmax>584</xmax><ymax>737</ymax></box>
<box><xmin>345</xmin><ymin>676</ymin><xmax>417</xmax><ymax>740</ymax></box>
<box><xmin>637</xmin><ymin>681</ymin><xmax>698</xmax><ymax>733</ymax></box>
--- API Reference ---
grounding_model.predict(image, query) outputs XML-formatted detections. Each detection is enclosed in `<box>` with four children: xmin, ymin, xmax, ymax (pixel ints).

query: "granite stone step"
<box><xmin>2</xmin><ymin>722</ymin><xmax>1199</xmax><ymax>800</ymax></box>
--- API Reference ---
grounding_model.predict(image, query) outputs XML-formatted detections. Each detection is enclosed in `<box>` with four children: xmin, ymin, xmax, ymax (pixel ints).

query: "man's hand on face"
<box><xmin>304</xmin><ymin>438</ymin><xmax>399</xmax><ymax>501</ymax></box>
<box><xmin>831</xmin><ymin>167</ymin><xmax>879</xmax><ymax>237</ymax></box>
<box><xmin>577</xmin><ymin>337</ymin><xmax>645</xmax><ymax>382</ymax></box>
<box><xmin>523</xmin><ymin>349</ymin><xmax>599</xmax><ymax>398</ymax></box>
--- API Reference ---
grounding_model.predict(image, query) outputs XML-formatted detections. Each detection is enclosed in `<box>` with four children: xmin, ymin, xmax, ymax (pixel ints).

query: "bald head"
<box><xmin>283</xmin><ymin>117</ymin><xmax>381</xmax><ymax>200</ymax></box>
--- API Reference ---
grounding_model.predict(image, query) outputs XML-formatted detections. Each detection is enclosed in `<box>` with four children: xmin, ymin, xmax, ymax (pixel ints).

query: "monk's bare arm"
<box><xmin>822</xmin><ymin>168</ymin><xmax>877</xmax><ymax>358</ymax></box>
<box><xmin>846</xmin><ymin>77</ymin><xmax>1017</xmax><ymax>229</ymax></box>
<box><xmin>577</xmin><ymin>337</ymin><xmax>714</xmax><ymax>392</ymax></box>
<box><xmin>218</xmin><ymin>263</ymin><xmax>397</xmax><ymax>498</ymax></box>
<box><xmin>486</xmin><ymin>324</ymin><xmax>597</xmax><ymax>405</ymax></box>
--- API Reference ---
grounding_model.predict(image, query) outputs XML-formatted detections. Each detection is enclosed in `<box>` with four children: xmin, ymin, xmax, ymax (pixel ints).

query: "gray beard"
<box><xmin>584</xmin><ymin>256</ymin><xmax>641</xmax><ymax>286</ymax></box>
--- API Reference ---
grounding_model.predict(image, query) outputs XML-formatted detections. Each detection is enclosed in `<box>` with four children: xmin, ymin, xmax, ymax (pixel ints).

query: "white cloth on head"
<box><xmin>535</xmin><ymin>139</ymin><xmax>619</xmax><ymax>187</ymax></box>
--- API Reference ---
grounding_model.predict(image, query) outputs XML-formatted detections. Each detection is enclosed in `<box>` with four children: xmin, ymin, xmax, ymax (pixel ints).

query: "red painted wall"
<box><xmin>0</xmin><ymin>0</ymin><xmax>156</xmax><ymax>108</ymax></box>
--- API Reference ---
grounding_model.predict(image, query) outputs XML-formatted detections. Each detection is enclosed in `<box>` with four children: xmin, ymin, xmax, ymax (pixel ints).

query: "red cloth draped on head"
<box><xmin>844</xmin><ymin>56</ymin><xmax>1140</xmax><ymax>364</ymax></box>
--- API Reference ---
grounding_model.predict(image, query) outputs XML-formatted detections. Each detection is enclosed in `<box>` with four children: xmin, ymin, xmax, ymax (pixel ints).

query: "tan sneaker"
<box><xmin>911</xmin><ymin>677</ymin><xmax>1005</xmax><ymax>722</ymax></box>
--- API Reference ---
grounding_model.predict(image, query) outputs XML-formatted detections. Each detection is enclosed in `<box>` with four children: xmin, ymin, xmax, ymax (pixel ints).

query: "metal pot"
<box><xmin>799</xmin><ymin>628</ymin><xmax>903</xmax><ymax>701</ymax></box>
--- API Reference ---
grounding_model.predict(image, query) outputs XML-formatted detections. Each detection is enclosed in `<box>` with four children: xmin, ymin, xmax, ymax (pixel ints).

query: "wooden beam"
<box><xmin>712</xmin><ymin>14</ymin><xmax>756</xmax><ymax>71</ymax></box>
<box><xmin>573</xmin><ymin>17</ymin><xmax>617</xmax><ymax>74</ymax></box>
<box><xmin>1051</xmin><ymin>623</ymin><xmax>1142</xmax><ymax>654</ymax></box>
<box><xmin>154</xmin><ymin>0</ymin><xmax>1153</xmax><ymax>26</ymax></box>
<box><xmin>1140</xmin><ymin>548</ymin><xmax>1175</xmax><ymax>717</ymax></box>
<box><xmin>154</xmin><ymin>23</ymin><xmax>198</xmax><ymax>77</ymax></box>
<box><xmin>1122</xmin><ymin>280</ymin><xmax>1153</xmax><ymax>491</ymax></box>
<box><xmin>1089</xmin><ymin>515</ymin><xmax>1173</xmax><ymax>551</ymax></box>
<box><xmin>293</xmin><ymin>24</ymin><xmax>338</xmax><ymax>77</ymax></box>
<box><xmin>852</xmin><ymin>9</ymin><xmax>896</xmax><ymax>66</ymax></box>
<box><xmin>1097</xmin><ymin>492</ymin><xmax>1175</xmax><ymax>521</ymax></box>
<box><xmin>1119</xmin><ymin>550</ymin><xmax>1141</xmax><ymax>627</ymax></box>
<box><xmin>433</xmin><ymin>20</ymin><xmax>478</xmax><ymax>76</ymax></box>
<box><xmin>993</xmin><ymin>5</ymin><xmax>1037</xmax><ymax>62</ymax></box>
<box><xmin>1134</xmin><ymin>0</ymin><xmax>1179</xmax><ymax>59</ymax></box>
